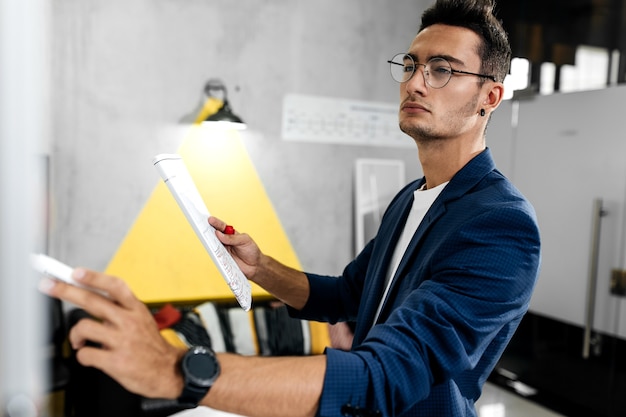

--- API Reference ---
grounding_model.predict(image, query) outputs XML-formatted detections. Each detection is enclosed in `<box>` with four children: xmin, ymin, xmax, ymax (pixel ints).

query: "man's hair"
<box><xmin>419</xmin><ymin>0</ymin><xmax>511</xmax><ymax>83</ymax></box>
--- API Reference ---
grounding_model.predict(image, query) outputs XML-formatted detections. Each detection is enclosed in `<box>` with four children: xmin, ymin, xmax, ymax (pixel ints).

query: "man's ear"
<box><xmin>483</xmin><ymin>82</ymin><xmax>505</xmax><ymax>114</ymax></box>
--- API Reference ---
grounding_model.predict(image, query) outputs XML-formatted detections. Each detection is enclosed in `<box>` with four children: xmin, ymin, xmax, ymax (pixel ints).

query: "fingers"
<box><xmin>208</xmin><ymin>215</ymin><xmax>227</xmax><ymax>232</ymax></box>
<box><xmin>73</xmin><ymin>344</ymin><xmax>111</xmax><ymax>371</ymax></box>
<box><xmin>38</xmin><ymin>267</ymin><xmax>185</xmax><ymax>399</ymax></box>
<box><xmin>67</xmin><ymin>315</ymin><xmax>111</xmax><ymax>349</ymax></box>
<box><xmin>39</xmin><ymin>275</ymin><xmax>105</xmax><ymax>314</ymax></box>
<box><xmin>39</xmin><ymin>269</ymin><xmax>144</xmax><ymax>326</ymax></box>
<box><xmin>71</xmin><ymin>269</ymin><xmax>140</xmax><ymax>307</ymax></box>
<box><xmin>208</xmin><ymin>216</ymin><xmax>238</xmax><ymax>234</ymax></box>
<box><xmin>69</xmin><ymin>314</ymin><xmax>185</xmax><ymax>399</ymax></box>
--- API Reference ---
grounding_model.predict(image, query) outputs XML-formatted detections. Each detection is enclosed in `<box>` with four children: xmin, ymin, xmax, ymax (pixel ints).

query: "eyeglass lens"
<box><xmin>388</xmin><ymin>53</ymin><xmax>453</xmax><ymax>88</ymax></box>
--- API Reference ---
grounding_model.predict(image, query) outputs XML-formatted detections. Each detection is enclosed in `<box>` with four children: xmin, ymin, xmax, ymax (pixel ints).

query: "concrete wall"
<box><xmin>50</xmin><ymin>1</ymin><xmax>428</xmax><ymax>278</ymax></box>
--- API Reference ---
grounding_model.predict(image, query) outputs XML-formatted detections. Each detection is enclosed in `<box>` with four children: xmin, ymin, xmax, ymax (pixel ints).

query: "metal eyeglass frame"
<box><xmin>387</xmin><ymin>53</ymin><xmax>497</xmax><ymax>88</ymax></box>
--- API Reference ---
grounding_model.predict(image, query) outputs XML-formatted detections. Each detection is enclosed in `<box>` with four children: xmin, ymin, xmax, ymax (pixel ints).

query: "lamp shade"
<box><xmin>201</xmin><ymin>79</ymin><xmax>246</xmax><ymax>130</ymax></box>
<box><xmin>204</xmin><ymin>98</ymin><xmax>246</xmax><ymax>130</ymax></box>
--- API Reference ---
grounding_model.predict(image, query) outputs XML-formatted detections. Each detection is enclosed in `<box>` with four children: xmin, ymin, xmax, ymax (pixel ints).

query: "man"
<box><xmin>41</xmin><ymin>0</ymin><xmax>540</xmax><ymax>416</ymax></box>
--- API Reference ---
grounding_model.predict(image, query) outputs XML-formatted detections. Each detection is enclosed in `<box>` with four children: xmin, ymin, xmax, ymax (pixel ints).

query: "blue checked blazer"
<box><xmin>291</xmin><ymin>148</ymin><xmax>541</xmax><ymax>417</ymax></box>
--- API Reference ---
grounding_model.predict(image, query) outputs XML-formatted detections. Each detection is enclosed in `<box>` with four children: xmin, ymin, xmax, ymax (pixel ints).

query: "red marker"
<box><xmin>224</xmin><ymin>225</ymin><xmax>235</xmax><ymax>235</ymax></box>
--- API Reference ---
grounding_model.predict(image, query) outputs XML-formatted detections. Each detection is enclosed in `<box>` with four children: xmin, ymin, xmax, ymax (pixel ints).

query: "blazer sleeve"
<box><xmin>289</xmin><ymin>239</ymin><xmax>375</xmax><ymax>324</ymax></box>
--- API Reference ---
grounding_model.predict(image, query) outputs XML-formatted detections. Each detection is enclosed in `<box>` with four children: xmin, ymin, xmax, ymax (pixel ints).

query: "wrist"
<box><xmin>149</xmin><ymin>346</ymin><xmax>186</xmax><ymax>399</ymax></box>
<box><xmin>170</xmin><ymin>349</ymin><xmax>187</xmax><ymax>398</ymax></box>
<box><xmin>253</xmin><ymin>254</ymin><xmax>272</xmax><ymax>283</ymax></box>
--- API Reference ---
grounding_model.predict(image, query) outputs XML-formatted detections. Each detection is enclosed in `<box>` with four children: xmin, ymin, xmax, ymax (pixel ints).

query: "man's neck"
<box><xmin>416</xmin><ymin>138</ymin><xmax>485</xmax><ymax>190</ymax></box>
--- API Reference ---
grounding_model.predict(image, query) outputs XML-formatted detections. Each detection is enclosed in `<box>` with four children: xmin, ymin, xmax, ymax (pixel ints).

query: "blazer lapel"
<box><xmin>374</xmin><ymin>148</ymin><xmax>497</xmax><ymax>323</ymax></box>
<box><xmin>373</xmin><ymin>192</ymin><xmax>447</xmax><ymax>324</ymax></box>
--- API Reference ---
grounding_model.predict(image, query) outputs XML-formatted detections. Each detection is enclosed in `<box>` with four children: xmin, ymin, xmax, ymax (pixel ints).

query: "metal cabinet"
<box><xmin>488</xmin><ymin>87</ymin><xmax>626</xmax><ymax>416</ymax></box>
<box><xmin>510</xmin><ymin>87</ymin><xmax>626</xmax><ymax>342</ymax></box>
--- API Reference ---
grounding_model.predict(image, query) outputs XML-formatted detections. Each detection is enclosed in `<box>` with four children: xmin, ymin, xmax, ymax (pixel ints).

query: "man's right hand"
<box><xmin>209</xmin><ymin>215</ymin><xmax>264</xmax><ymax>280</ymax></box>
<box><xmin>208</xmin><ymin>215</ymin><xmax>310</xmax><ymax>310</ymax></box>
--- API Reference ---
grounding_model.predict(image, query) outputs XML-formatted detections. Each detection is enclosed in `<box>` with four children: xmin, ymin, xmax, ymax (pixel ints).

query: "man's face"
<box><xmin>398</xmin><ymin>24</ymin><xmax>489</xmax><ymax>143</ymax></box>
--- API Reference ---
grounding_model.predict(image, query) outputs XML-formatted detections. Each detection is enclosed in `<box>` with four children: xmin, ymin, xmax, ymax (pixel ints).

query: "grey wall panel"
<box><xmin>50</xmin><ymin>1</ymin><xmax>428</xmax><ymax>278</ymax></box>
<box><xmin>512</xmin><ymin>87</ymin><xmax>626</xmax><ymax>338</ymax></box>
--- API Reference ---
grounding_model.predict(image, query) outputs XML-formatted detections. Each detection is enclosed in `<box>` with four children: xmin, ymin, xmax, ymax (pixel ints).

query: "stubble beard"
<box><xmin>399</xmin><ymin>93</ymin><xmax>480</xmax><ymax>145</ymax></box>
<box><xmin>399</xmin><ymin>120</ymin><xmax>440</xmax><ymax>143</ymax></box>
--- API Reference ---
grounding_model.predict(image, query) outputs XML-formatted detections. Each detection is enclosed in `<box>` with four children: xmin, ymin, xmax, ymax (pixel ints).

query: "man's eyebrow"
<box><xmin>436</xmin><ymin>54</ymin><xmax>465</xmax><ymax>66</ymax></box>
<box><xmin>407</xmin><ymin>52</ymin><xmax>466</xmax><ymax>67</ymax></box>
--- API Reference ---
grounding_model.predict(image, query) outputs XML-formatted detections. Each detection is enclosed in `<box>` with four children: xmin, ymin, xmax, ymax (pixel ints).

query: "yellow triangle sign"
<box><xmin>105</xmin><ymin>128</ymin><xmax>299</xmax><ymax>305</ymax></box>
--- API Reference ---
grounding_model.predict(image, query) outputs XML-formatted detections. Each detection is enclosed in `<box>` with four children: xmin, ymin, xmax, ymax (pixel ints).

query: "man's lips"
<box><xmin>401</xmin><ymin>101</ymin><xmax>429</xmax><ymax>114</ymax></box>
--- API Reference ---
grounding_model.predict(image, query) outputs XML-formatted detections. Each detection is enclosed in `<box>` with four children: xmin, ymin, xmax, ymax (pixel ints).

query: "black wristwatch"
<box><xmin>177</xmin><ymin>345</ymin><xmax>220</xmax><ymax>407</ymax></box>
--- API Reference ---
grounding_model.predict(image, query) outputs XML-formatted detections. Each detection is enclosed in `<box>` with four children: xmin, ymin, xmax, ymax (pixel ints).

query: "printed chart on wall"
<box><xmin>282</xmin><ymin>94</ymin><xmax>412</xmax><ymax>148</ymax></box>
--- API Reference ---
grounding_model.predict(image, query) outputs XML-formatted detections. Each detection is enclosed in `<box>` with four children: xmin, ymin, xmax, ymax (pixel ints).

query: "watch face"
<box><xmin>184</xmin><ymin>346</ymin><xmax>219</xmax><ymax>387</ymax></box>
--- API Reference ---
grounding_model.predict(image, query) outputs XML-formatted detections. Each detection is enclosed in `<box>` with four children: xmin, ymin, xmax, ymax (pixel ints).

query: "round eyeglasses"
<box><xmin>387</xmin><ymin>53</ymin><xmax>497</xmax><ymax>88</ymax></box>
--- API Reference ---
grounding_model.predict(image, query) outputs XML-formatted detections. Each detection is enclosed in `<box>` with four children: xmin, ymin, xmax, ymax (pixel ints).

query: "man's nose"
<box><xmin>405</xmin><ymin>64</ymin><xmax>428</xmax><ymax>94</ymax></box>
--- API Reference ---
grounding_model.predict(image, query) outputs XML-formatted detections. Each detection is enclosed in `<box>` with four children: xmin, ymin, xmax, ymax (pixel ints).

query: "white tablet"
<box><xmin>32</xmin><ymin>253</ymin><xmax>76</xmax><ymax>285</ymax></box>
<box><xmin>31</xmin><ymin>253</ymin><xmax>109</xmax><ymax>297</ymax></box>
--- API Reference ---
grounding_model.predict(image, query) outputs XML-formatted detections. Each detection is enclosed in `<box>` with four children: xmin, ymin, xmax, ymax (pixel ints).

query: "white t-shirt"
<box><xmin>372</xmin><ymin>181</ymin><xmax>449</xmax><ymax>325</ymax></box>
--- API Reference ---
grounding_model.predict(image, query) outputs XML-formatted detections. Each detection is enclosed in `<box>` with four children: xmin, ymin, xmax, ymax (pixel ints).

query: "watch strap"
<box><xmin>178</xmin><ymin>383</ymin><xmax>209</xmax><ymax>406</ymax></box>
